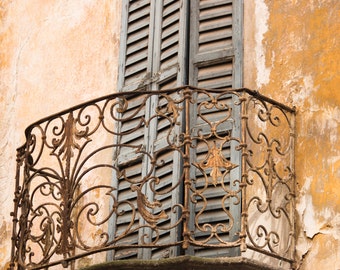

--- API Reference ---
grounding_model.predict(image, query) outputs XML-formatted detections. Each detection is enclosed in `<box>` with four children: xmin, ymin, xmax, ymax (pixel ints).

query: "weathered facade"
<box><xmin>244</xmin><ymin>1</ymin><xmax>340</xmax><ymax>269</ymax></box>
<box><xmin>0</xmin><ymin>1</ymin><xmax>122</xmax><ymax>268</ymax></box>
<box><xmin>0</xmin><ymin>1</ymin><xmax>339</xmax><ymax>270</ymax></box>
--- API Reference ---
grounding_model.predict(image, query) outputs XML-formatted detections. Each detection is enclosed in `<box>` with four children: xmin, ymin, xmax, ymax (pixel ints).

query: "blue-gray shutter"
<box><xmin>113</xmin><ymin>1</ymin><xmax>154</xmax><ymax>260</ymax></box>
<box><xmin>114</xmin><ymin>0</ymin><xmax>243</xmax><ymax>259</ymax></box>
<box><xmin>114</xmin><ymin>0</ymin><xmax>189</xmax><ymax>260</ymax></box>
<box><xmin>188</xmin><ymin>0</ymin><xmax>243</xmax><ymax>257</ymax></box>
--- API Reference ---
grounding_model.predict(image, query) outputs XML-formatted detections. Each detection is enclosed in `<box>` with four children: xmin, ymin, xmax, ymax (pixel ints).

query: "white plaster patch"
<box><xmin>297</xmin><ymin>176</ymin><xmax>340</xmax><ymax>242</ymax></box>
<box><xmin>47</xmin><ymin>0</ymin><xmax>96</xmax><ymax>28</ymax></box>
<box><xmin>255</xmin><ymin>0</ymin><xmax>270</xmax><ymax>88</ymax></box>
<box><xmin>320</xmin><ymin>207</ymin><xmax>333</xmax><ymax>221</ymax></box>
<box><xmin>303</xmin><ymin>195</ymin><xmax>319</xmax><ymax>238</ymax></box>
<box><xmin>65</xmin><ymin>0</ymin><xmax>95</xmax><ymax>27</ymax></box>
<box><xmin>284</xmin><ymin>74</ymin><xmax>316</xmax><ymax>108</ymax></box>
<box><xmin>321</xmin><ymin>107</ymin><xmax>340</xmax><ymax>145</ymax></box>
<box><xmin>303</xmin><ymin>75</ymin><xmax>315</xmax><ymax>97</ymax></box>
<box><xmin>328</xmin><ymin>156</ymin><xmax>340</xmax><ymax>178</ymax></box>
<box><xmin>296</xmin><ymin>177</ymin><xmax>319</xmax><ymax>238</ymax></box>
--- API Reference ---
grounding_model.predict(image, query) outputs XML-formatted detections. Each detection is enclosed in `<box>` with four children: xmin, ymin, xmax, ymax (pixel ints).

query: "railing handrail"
<box><xmin>20</xmin><ymin>86</ymin><xmax>295</xmax><ymax>147</ymax></box>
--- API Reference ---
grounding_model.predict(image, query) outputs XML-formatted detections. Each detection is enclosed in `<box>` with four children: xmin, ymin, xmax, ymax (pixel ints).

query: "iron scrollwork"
<box><xmin>10</xmin><ymin>86</ymin><xmax>295</xmax><ymax>269</ymax></box>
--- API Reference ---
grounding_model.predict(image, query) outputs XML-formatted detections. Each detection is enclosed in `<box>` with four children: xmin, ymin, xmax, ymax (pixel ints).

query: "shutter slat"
<box><xmin>197</xmin><ymin>79</ymin><xmax>232</xmax><ymax>90</ymax></box>
<box><xmin>199</xmin><ymin>29</ymin><xmax>232</xmax><ymax>45</ymax></box>
<box><xmin>125</xmin><ymin>51</ymin><xmax>148</xmax><ymax>67</ymax></box>
<box><xmin>199</xmin><ymin>9</ymin><xmax>232</xmax><ymax>21</ymax></box>
<box><xmin>161</xmin><ymin>43</ymin><xmax>179</xmax><ymax>61</ymax></box>
<box><xmin>124</xmin><ymin>58</ymin><xmax>148</xmax><ymax>77</ymax></box>
<box><xmin>199</xmin><ymin>21</ymin><xmax>232</xmax><ymax>33</ymax></box>
<box><xmin>128</xmin><ymin>8</ymin><xmax>150</xmax><ymax>24</ymax></box>
<box><xmin>126</xmin><ymin>38</ymin><xmax>149</xmax><ymax>55</ymax></box>
<box><xmin>127</xmin><ymin>20</ymin><xmax>150</xmax><ymax>34</ymax></box>
<box><xmin>127</xmin><ymin>27</ymin><xmax>149</xmax><ymax>45</ymax></box>
<box><xmin>129</xmin><ymin>0</ymin><xmax>151</xmax><ymax>12</ymax></box>
<box><xmin>163</xmin><ymin>0</ymin><xmax>180</xmax><ymax>17</ymax></box>
<box><xmin>162</xmin><ymin>22</ymin><xmax>179</xmax><ymax>39</ymax></box>
<box><xmin>198</xmin><ymin>70</ymin><xmax>232</xmax><ymax>83</ymax></box>
<box><xmin>163</xmin><ymin>0</ymin><xmax>177</xmax><ymax>6</ymax></box>
<box><xmin>199</xmin><ymin>0</ymin><xmax>233</xmax><ymax>9</ymax></box>
<box><xmin>161</xmin><ymin>33</ymin><xmax>178</xmax><ymax>50</ymax></box>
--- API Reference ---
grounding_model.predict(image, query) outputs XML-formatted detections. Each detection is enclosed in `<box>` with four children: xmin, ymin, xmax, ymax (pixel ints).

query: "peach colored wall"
<box><xmin>0</xmin><ymin>0</ymin><xmax>121</xmax><ymax>268</ymax></box>
<box><xmin>244</xmin><ymin>0</ymin><xmax>340</xmax><ymax>269</ymax></box>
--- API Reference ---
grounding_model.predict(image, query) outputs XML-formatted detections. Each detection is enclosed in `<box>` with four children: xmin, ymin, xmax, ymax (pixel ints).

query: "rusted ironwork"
<box><xmin>10</xmin><ymin>86</ymin><xmax>295</xmax><ymax>269</ymax></box>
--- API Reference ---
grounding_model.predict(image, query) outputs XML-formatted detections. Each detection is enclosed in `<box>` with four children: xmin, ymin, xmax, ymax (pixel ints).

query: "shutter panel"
<box><xmin>113</xmin><ymin>0</ymin><xmax>154</xmax><ymax>259</ymax></box>
<box><xmin>188</xmin><ymin>0</ymin><xmax>243</xmax><ymax>257</ymax></box>
<box><xmin>189</xmin><ymin>0</ymin><xmax>235</xmax><ymax>89</ymax></box>
<box><xmin>114</xmin><ymin>0</ymin><xmax>189</xmax><ymax>260</ymax></box>
<box><xmin>144</xmin><ymin>0</ymin><xmax>189</xmax><ymax>259</ymax></box>
<box><xmin>118</xmin><ymin>0</ymin><xmax>154</xmax><ymax>91</ymax></box>
<box><xmin>114</xmin><ymin>0</ymin><xmax>242</xmax><ymax>259</ymax></box>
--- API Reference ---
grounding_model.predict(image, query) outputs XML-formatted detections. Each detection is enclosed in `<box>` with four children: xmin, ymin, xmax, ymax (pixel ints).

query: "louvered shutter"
<box><xmin>188</xmin><ymin>0</ymin><xmax>243</xmax><ymax>257</ymax></box>
<box><xmin>114</xmin><ymin>0</ymin><xmax>243</xmax><ymax>260</ymax></box>
<box><xmin>113</xmin><ymin>0</ymin><xmax>189</xmax><ymax>260</ymax></box>
<box><xmin>148</xmin><ymin>1</ymin><xmax>188</xmax><ymax>259</ymax></box>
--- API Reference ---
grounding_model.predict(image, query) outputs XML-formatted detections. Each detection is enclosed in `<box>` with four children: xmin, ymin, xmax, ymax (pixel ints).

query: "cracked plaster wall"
<box><xmin>0</xmin><ymin>0</ymin><xmax>121</xmax><ymax>268</ymax></box>
<box><xmin>244</xmin><ymin>0</ymin><xmax>340</xmax><ymax>269</ymax></box>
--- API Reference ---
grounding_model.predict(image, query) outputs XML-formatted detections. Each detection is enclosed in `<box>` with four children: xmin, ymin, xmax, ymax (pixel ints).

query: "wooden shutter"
<box><xmin>189</xmin><ymin>0</ymin><xmax>242</xmax><ymax>89</ymax></box>
<box><xmin>188</xmin><ymin>0</ymin><xmax>243</xmax><ymax>257</ymax></box>
<box><xmin>117</xmin><ymin>0</ymin><xmax>153</xmax><ymax>92</ymax></box>
<box><xmin>113</xmin><ymin>0</ymin><xmax>189</xmax><ymax>260</ymax></box>
<box><xmin>114</xmin><ymin>0</ymin><xmax>243</xmax><ymax>259</ymax></box>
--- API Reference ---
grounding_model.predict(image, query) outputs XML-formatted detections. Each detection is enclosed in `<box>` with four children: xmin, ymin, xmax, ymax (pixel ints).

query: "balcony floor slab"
<box><xmin>80</xmin><ymin>255</ymin><xmax>285</xmax><ymax>270</ymax></box>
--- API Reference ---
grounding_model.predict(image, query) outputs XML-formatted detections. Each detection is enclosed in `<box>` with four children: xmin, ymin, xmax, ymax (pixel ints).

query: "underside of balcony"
<box><xmin>81</xmin><ymin>256</ymin><xmax>284</xmax><ymax>270</ymax></box>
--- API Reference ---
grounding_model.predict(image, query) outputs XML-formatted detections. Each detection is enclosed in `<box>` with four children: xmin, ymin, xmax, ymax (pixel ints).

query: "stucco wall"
<box><xmin>244</xmin><ymin>0</ymin><xmax>340</xmax><ymax>269</ymax></box>
<box><xmin>0</xmin><ymin>0</ymin><xmax>339</xmax><ymax>269</ymax></box>
<box><xmin>0</xmin><ymin>0</ymin><xmax>121</xmax><ymax>268</ymax></box>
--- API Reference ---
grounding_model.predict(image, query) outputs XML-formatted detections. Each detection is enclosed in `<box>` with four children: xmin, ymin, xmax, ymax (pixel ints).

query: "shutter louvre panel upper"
<box><xmin>190</xmin><ymin>0</ymin><xmax>235</xmax><ymax>89</ymax></box>
<box><xmin>118</xmin><ymin>0</ymin><xmax>153</xmax><ymax>91</ymax></box>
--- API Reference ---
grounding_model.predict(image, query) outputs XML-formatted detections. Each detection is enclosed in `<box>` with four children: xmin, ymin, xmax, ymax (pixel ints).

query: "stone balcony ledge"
<box><xmin>81</xmin><ymin>256</ymin><xmax>283</xmax><ymax>270</ymax></box>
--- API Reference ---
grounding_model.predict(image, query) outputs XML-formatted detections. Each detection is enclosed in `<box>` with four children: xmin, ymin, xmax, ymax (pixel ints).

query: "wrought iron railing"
<box><xmin>10</xmin><ymin>86</ymin><xmax>295</xmax><ymax>269</ymax></box>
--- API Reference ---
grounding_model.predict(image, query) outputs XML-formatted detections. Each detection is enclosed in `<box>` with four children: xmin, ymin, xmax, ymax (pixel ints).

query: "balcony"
<box><xmin>9</xmin><ymin>86</ymin><xmax>295</xmax><ymax>269</ymax></box>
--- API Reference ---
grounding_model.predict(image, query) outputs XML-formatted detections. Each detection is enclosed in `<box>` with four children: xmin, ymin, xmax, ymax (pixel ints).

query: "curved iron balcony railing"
<box><xmin>10</xmin><ymin>86</ymin><xmax>295</xmax><ymax>269</ymax></box>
